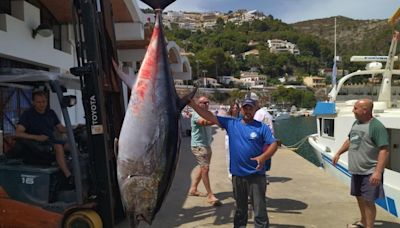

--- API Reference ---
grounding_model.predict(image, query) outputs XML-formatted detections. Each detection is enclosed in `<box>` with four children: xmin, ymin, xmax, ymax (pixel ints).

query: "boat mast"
<box><xmin>334</xmin><ymin>17</ymin><xmax>337</xmax><ymax>63</ymax></box>
<box><xmin>329</xmin><ymin>18</ymin><xmax>338</xmax><ymax>101</ymax></box>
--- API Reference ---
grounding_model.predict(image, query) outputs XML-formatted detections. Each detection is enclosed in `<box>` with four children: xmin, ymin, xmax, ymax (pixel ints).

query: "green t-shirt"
<box><xmin>348</xmin><ymin>118</ymin><xmax>389</xmax><ymax>175</ymax></box>
<box><xmin>190</xmin><ymin>111</ymin><xmax>212</xmax><ymax>147</ymax></box>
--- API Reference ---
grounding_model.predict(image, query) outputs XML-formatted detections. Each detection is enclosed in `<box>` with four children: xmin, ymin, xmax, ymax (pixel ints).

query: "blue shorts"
<box><xmin>351</xmin><ymin>174</ymin><xmax>385</xmax><ymax>202</ymax></box>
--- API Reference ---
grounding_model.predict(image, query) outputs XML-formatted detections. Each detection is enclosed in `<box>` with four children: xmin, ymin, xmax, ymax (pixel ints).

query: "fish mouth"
<box><xmin>120</xmin><ymin>175</ymin><xmax>159</xmax><ymax>223</ymax></box>
<box><xmin>127</xmin><ymin>211</ymin><xmax>153</xmax><ymax>226</ymax></box>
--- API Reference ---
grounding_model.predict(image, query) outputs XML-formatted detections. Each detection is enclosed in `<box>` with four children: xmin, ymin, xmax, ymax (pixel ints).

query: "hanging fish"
<box><xmin>115</xmin><ymin>0</ymin><xmax>196</xmax><ymax>226</ymax></box>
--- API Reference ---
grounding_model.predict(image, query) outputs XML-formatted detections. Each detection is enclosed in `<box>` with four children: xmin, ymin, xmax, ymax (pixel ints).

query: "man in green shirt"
<box><xmin>188</xmin><ymin>96</ymin><xmax>221</xmax><ymax>206</ymax></box>
<box><xmin>333</xmin><ymin>99</ymin><xmax>389</xmax><ymax>228</ymax></box>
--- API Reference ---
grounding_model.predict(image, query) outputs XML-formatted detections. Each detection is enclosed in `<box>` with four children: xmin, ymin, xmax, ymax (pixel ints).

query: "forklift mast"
<box><xmin>70</xmin><ymin>0</ymin><xmax>125</xmax><ymax>226</ymax></box>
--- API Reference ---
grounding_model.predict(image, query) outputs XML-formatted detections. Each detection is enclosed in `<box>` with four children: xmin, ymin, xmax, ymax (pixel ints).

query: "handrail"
<box><xmin>328</xmin><ymin>69</ymin><xmax>400</xmax><ymax>101</ymax></box>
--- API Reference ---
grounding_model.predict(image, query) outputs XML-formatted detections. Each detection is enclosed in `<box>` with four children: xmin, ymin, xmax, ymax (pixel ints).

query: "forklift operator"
<box><xmin>15</xmin><ymin>90</ymin><xmax>72</xmax><ymax>182</ymax></box>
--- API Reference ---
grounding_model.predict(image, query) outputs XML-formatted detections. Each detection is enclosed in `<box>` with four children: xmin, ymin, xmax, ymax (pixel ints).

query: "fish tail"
<box><xmin>139</xmin><ymin>0</ymin><xmax>176</xmax><ymax>10</ymax></box>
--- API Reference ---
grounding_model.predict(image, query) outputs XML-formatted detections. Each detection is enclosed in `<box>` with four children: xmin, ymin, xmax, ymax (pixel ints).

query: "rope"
<box><xmin>281</xmin><ymin>135</ymin><xmax>311</xmax><ymax>151</ymax></box>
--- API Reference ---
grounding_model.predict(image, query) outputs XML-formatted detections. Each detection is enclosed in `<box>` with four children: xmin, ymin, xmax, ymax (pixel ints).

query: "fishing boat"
<box><xmin>308</xmin><ymin>9</ymin><xmax>400</xmax><ymax>218</ymax></box>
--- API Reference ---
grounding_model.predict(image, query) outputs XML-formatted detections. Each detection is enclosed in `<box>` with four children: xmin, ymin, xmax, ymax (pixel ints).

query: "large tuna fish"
<box><xmin>116</xmin><ymin>0</ymin><xmax>195</xmax><ymax>226</ymax></box>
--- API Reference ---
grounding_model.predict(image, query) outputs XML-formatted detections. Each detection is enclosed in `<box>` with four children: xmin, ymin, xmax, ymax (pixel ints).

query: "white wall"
<box><xmin>115</xmin><ymin>22</ymin><xmax>144</xmax><ymax>40</ymax></box>
<box><xmin>0</xmin><ymin>1</ymin><xmax>75</xmax><ymax>71</ymax></box>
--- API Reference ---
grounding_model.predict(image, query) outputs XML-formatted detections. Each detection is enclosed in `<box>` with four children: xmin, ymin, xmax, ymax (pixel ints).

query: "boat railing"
<box><xmin>328</xmin><ymin>69</ymin><xmax>400</xmax><ymax>102</ymax></box>
<box><xmin>329</xmin><ymin>33</ymin><xmax>400</xmax><ymax>107</ymax></box>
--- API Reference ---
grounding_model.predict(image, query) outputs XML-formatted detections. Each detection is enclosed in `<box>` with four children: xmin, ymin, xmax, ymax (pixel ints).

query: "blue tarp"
<box><xmin>313</xmin><ymin>102</ymin><xmax>336</xmax><ymax>115</ymax></box>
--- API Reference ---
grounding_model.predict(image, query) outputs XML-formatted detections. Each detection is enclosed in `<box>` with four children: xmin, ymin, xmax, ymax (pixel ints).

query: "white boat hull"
<box><xmin>309</xmin><ymin>134</ymin><xmax>400</xmax><ymax>218</ymax></box>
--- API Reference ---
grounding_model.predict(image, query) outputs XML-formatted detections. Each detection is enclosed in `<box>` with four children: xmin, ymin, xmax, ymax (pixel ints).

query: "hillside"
<box><xmin>164</xmin><ymin>12</ymin><xmax>396</xmax><ymax>81</ymax></box>
<box><xmin>292</xmin><ymin>16</ymin><xmax>393</xmax><ymax>56</ymax></box>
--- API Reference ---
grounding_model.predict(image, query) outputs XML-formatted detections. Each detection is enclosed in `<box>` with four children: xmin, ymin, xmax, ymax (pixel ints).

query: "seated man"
<box><xmin>15</xmin><ymin>90</ymin><xmax>72</xmax><ymax>182</ymax></box>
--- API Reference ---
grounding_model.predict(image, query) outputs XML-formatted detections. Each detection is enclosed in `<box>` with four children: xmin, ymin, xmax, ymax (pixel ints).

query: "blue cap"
<box><xmin>242</xmin><ymin>98</ymin><xmax>256</xmax><ymax>107</ymax></box>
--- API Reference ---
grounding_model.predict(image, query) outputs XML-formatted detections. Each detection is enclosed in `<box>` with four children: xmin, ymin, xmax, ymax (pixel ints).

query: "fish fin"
<box><xmin>177</xmin><ymin>87</ymin><xmax>197</xmax><ymax>111</ymax></box>
<box><xmin>140</xmin><ymin>0</ymin><xmax>176</xmax><ymax>10</ymax></box>
<box><xmin>112</xmin><ymin>59</ymin><xmax>135</xmax><ymax>89</ymax></box>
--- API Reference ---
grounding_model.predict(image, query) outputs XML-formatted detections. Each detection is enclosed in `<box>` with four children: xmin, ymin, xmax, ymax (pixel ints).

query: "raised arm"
<box><xmin>188</xmin><ymin>99</ymin><xmax>220</xmax><ymax>126</ymax></box>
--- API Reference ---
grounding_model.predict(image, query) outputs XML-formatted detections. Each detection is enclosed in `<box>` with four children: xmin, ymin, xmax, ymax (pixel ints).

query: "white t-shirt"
<box><xmin>254</xmin><ymin>107</ymin><xmax>274</xmax><ymax>134</ymax></box>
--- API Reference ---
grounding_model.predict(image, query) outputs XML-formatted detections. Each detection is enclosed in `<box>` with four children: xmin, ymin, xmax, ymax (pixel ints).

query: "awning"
<box><xmin>313</xmin><ymin>101</ymin><xmax>336</xmax><ymax>115</ymax></box>
<box><xmin>0</xmin><ymin>68</ymin><xmax>81</xmax><ymax>90</ymax></box>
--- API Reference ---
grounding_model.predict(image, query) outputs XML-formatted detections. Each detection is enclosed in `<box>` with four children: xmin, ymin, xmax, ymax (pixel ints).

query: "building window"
<box><xmin>0</xmin><ymin>0</ymin><xmax>11</xmax><ymax>15</ymax></box>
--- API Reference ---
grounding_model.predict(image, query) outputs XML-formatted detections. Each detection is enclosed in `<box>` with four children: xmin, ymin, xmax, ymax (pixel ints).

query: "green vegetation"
<box><xmin>164</xmin><ymin>13</ymin><xmax>395</xmax><ymax>105</ymax></box>
<box><xmin>165</xmin><ymin>16</ymin><xmax>333</xmax><ymax>80</ymax></box>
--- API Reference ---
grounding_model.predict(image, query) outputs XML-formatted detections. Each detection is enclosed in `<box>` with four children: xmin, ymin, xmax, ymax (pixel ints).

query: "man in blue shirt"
<box><xmin>189</xmin><ymin>98</ymin><xmax>278</xmax><ymax>228</ymax></box>
<box><xmin>15</xmin><ymin>91</ymin><xmax>72</xmax><ymax>181</ymax></box>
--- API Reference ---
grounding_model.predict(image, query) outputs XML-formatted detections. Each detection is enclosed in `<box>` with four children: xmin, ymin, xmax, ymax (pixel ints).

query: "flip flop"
<box><xmin>347</xmin><ymin>221</ymin><xmax>365</xmax><ymax>228</ymax></box>
<box><xmin>207</xmin><ymin>199</ymin><xmax>222</xmax><ymax>206</ymax></box>
<box><xmin>188</xmin><ymin>191</ymin><xmax>207</xmax><ymax>197</ymax></box>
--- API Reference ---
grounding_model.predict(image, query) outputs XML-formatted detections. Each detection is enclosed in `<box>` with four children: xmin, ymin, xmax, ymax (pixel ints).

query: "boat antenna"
<box><xmin>329</xmin><ymin>17</ymin><xmax>338</xmax><ymax>102</ymax></box>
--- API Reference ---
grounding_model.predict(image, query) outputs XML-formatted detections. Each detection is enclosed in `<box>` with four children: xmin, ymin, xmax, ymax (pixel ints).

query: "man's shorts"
<box><xmin>351</xmin><ymin>174</ymin><xmax>385</xmax><ymax>202</ymax></box>
<box><xmin>191</xmin><ymin>146</ymin><xmax>212</xmax><ymax>167</ymax></box>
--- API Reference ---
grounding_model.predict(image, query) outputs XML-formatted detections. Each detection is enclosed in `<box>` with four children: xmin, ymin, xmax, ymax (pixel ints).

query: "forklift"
<box><xmin>0</xmin><ymin>0</ymin><xmax>127</xmax><ymax>227</ymax></box>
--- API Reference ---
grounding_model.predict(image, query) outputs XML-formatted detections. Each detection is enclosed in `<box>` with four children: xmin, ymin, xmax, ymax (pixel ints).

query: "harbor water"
<box><xmin>274</xmin><ymin>116</ymin><xmax>320</xmax><ymax>166</ymax></box>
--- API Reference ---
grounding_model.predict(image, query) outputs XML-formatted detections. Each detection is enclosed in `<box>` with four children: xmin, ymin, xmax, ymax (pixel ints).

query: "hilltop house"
<box><xmin>267</xmin><ymin>39</ymin><xmax>300</xmax><ymax>55</ymax></box>
<box><xmin>240</xmin><ymin>71</ymin><xmax>267</xmax><ymax>88</ymax></box>
<box><xmin>303</xmin><ymin>76</ymin><xmax>326</xmax><ymax>88</ymax></box>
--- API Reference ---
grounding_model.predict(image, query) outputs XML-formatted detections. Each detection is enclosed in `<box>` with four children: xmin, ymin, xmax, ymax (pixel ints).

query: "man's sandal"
<box><xmin>346</xmin><ymin>221</ymin><xmax>365</xmax><ymax>228</ymax></box>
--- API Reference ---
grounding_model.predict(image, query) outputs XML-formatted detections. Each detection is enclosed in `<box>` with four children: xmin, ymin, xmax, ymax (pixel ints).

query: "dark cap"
<box><xmin>241</xmin><ymin>98</ymin><xmax>256</xmax><ymax>107</ymax></box>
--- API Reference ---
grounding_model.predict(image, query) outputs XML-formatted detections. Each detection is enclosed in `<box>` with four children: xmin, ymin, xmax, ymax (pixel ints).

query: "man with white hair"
<box><xmin>251</xmin><ymin>93</ymin><xmax>274</xmax><ymax>134</ymax></box>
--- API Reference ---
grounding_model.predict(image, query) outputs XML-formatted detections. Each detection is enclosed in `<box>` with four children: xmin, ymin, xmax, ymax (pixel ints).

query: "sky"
<box><xmin>138</xmin><ymin>0</ymin><xmax>399</xmax><ymax>23</ymax></box>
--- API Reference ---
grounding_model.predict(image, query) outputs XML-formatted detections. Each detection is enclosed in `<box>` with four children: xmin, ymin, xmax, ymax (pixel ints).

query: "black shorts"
<box><xmin>351</xmin><ymin>174</ymin><xmax>385</xmax><ymax>202</ymax></box>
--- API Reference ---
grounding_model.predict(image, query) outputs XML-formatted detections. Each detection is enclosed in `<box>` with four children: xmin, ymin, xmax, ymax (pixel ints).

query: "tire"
<box><xmin>64</xmin><ymin>209</ymin><xmax>102</xmax><ymax>228</ymax></box>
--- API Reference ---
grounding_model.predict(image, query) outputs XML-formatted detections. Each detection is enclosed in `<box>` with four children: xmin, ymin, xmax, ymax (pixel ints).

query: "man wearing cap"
<box><xmin>188</xmin><ymin>97</ymin><xmax>277</xmax><ymax>228</ymax></box>
<box><xmin>247</xmin><ymin>92</ymin><xmax>274</xmax><ymax>185</ymax></box>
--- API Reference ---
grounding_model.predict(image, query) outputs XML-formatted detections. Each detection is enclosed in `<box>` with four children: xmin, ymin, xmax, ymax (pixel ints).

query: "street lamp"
<box><xmin>195</xmin><ymin>60</ymin><xmax>201</xmax><ymax>79</ymax></box>
<box><xmin>202</xmin><ymin>70</ymin><xmax>208</xmax><ymax>87</ymax></box>
<box><xmin>215</xmin><ymin>57</ymin><xmax>218</xmax><ymax>77</ymax></box>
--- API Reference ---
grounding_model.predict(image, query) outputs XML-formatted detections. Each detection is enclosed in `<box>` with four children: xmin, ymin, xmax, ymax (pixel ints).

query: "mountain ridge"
<box><xmin>291</xmin><ymin>16</ymin><xmax>392</xmax><ymax>56</ymax></box>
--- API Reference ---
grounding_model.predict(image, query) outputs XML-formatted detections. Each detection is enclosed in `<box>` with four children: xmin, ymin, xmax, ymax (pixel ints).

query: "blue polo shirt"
<box><xmin>217</xmin><ymin>116</ymin><xmax>276</xmax><ymax>176</ymax></box>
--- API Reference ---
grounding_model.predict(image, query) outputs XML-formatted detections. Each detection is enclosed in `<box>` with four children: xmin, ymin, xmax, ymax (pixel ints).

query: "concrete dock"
<box><xmin>119</xmin><ymin>127</ymin><xmax>400</xmax><ymax>228</ymax></box>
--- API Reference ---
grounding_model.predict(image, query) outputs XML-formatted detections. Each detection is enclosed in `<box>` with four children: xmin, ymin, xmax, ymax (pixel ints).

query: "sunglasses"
<box><xmin>199</xmin><ymin>101</ymin><xmax>209</xmax><ymax>104</ymax></box>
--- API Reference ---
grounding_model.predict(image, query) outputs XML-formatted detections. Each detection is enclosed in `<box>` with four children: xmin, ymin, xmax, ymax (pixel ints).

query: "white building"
<box><xmin>267</xmin><ymin>39</ymin><xmax>300</xmax><ymax>55</ymax></box>
<box><xmin>240</xmin><ymin>71</ymin><xmax>267</xmax><ymax>87</ymax></box>
<box><xmin>0</xmin><ymin>0</ymin><xmax>192</xmax><ymax>79</ymax></box>
<box><xmin>195</xmin><ymin>77</ymin><xmax>221</xmax><ymax>88</ymax></box>
<box><xmin>0</xmin><ymin>0</ymin><xmax>192</xmax><ymax>125</ymax></box>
